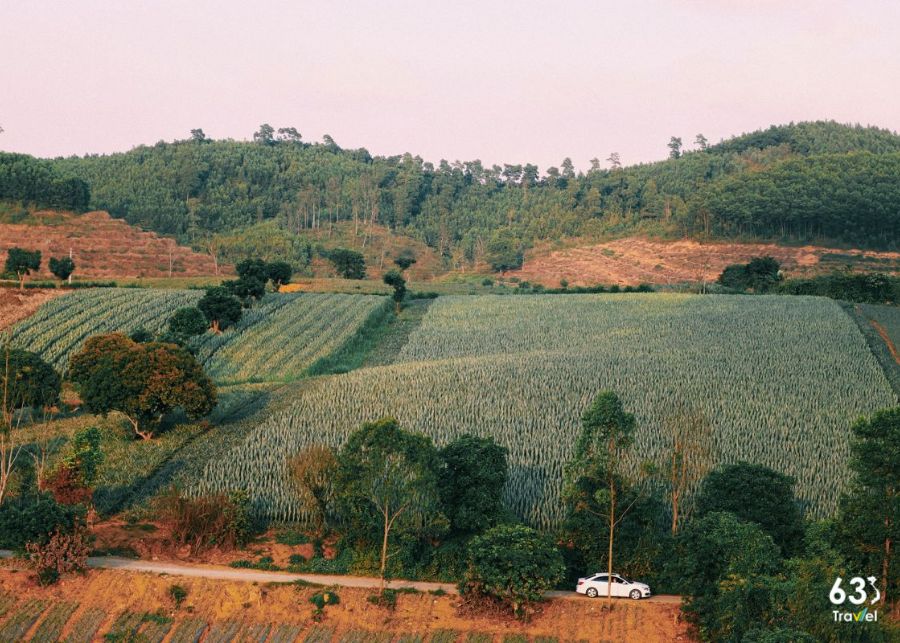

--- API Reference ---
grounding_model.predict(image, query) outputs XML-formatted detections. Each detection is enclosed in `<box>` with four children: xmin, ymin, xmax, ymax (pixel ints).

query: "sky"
<box><xmin>2</xmin><ymin>0</ymin><xmax>899</xmax><ymax>170</ymax></box>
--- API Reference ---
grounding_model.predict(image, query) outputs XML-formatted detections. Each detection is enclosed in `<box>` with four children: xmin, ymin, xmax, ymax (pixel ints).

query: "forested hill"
<box><xmin>3</xmin><ymin>121</ymin><xmax>899</xmax><ymax>266</ymax></box>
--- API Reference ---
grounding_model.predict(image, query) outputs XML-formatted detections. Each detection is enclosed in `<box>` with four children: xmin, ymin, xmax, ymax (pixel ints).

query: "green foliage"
<box><xmin>779</xmin><ymin>272</ymin><xmax>898</xmax><ymax>304</ymax></box>
<box><xmin>325</xmin><ymin>248</ymin><xmax>366</xmax><ymax>279</ymax></box>
<box><xmin>439</xmin><ymin>435</ymin><xmax>508</xmax><ymax>537</ymax></box>
<box><xmin>195</xmin><ymin>294</ymin><xmax>895</xmax><ymax>527</ymax></box>
<box><xmin>0</xmin><ymin>152</ymin><xmax>89</xmax><ymax>210</ymax></box>
<box><xmin>0</xmin><ymin>492</ymin><xmax>84</xmax><ymax>549</ymax></box>
<box><xmin>48</xmin><ymin>256</ymin><xmax>75</xmax><ymax>281</ymax></box>
<box><xmin>4</xmin><ymin>247</ymin><xmax>41</xmax><ymax>286</ymax></box>
<box><xmin>383</xmin><ymin>269</ymin><xmax>406</xmax><ymax>309</ymax></box>
<box><xmin>394</xmin><ymin>249</ymin><xmax>417</xmax><ymax>271</ymax></box>
<box><xmin>461</xmin><ymin>524</ymin><xmax>564</xmax><ymax>618</ymax></box>
<box><xmin>695</xmin><ymin>462</ymin><xmax>805</xmax><ymax>556</ymax></box>
<box><xmin>671</xmin><ymin>512</ymin><xmax>782</xmax><ymax>641</ymax></box>
<box><xmin>485</xmin><ymin>228</ymin><xmax>524</xmax><ymax>273</ymax></box>
<box><xmin>718</xmin><ymin>256</ymin><xmax>781</xmax><ymax>292</ymax></box>
<box><xmin>197</xmin><ymin>286</ymin><xmax>243</xmax><ymax>331</ymax></box>
<box><xmin>168</xmin><ymin>307</ymin><xmax>208</xmax><ymax>339</ymax></box>
<box><xmin>836</xmin><ymin>407</ymin><xmax>900</xmax><ymax>601</ymax></box>
<box><xmin>62</xmin><ymin>426</ymin><xmax>105</xmax><ymax>487</ymax></box>
<box><xmin>333</xmin><ymin>418</ymin><xmax>446</xmax><ymax>560</ymax></box>
<box><xmin>0</xmin><ymin>347</ymin><xmax>60</xmax><ymax>414</ymax></box>
<box><xmin>266</xmin><ymin>261</ymin><xmax>293</xmax><ymax>287</ymax></box>
<box><xmin>68</xmin><ymin>333</ymin><xmax>216</xmax><ymax>439</ymax></box>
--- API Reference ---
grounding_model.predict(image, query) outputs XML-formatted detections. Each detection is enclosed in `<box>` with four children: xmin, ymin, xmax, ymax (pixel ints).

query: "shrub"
<box><xmin>367</xmin><ymin>588</ymin><xmax>397</xmax><ymax>610</ymax></box>
<box><xmin>309</xmin><ymin>590</ymin><xmax>340</xmax><ymax>620</ymax></box>
<box><xmin>169</xmin><ymin>307</ymin><xmax>208</xmax><ymax>338</ymax></box>
<box><xmin>461</xmin><ymin>524</ymin><xmax>564</xmax><ymax>619</ymax></box>
<box><xmin>156</xmin><ymin>488</ymin><xmax>254</xmax><ymax>553</ymax></box>
<box><xmin>26</xmin><ymin>525</ymin><xmax>90</xmax><ymax>585</ymax></box>
<box><xmin>0</xmin><ymin>493</ymin><xmax>84</xmax><ymax>549</ymax></box>
<box><xmin>168</xmin><ymin>584</ymin><xmax>188</xmax><ymax>608</ymax></box>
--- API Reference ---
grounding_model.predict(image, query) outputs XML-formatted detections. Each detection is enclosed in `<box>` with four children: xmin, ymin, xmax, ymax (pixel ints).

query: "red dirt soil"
<box><xmin>0</xmin><ymin>288</ymin><xmax>66</xmax><ymax>331</ymax></box>
<box><xmin>0</xmin><ymin>210</ymin><xmax>224</xmax><ymax>279</ymax></box>
<box><xmin>510</xmin><ymin>237</ymin><xmax>900</xmax><ymax>287</ymax></box>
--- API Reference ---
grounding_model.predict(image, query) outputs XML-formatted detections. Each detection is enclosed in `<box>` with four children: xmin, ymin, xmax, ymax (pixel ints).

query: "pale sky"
<box><xmin>2</xmin><ymin>0</ymin><xmax>899</xmax><ymax>169</ymax></box>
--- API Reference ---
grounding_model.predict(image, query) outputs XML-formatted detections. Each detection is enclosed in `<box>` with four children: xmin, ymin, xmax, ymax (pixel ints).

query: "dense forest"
<box><xmin>0</xmin><ymin>153</ymin><xmax>90</xmax><ymax>211</ymax></box>
<box><xmin>6</xmin><ymin>121</ymin><xmax>900</xmax><ymax>267</ymax></box>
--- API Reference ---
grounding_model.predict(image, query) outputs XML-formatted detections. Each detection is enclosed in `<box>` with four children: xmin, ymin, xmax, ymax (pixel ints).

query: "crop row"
<box><xmin>10</xmin><ymin>288</ymin><xmax>201</xmax><ymax>371</ymax></box>
<box><xmin>196</xmin><ymin>294</ymin><xmax>896</xmax><ymax>528</ymax></box>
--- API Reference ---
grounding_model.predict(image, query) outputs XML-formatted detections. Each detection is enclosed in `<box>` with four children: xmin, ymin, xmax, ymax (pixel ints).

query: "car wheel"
<box><xmin>586</xmin><ymin>587</ymin><xmax>598</xmax><ymax>598</ymax></box>
<box><xmin>630</xmin><ymin>589</ymin><xmax>642</xmax><ymax>600</ymax></box>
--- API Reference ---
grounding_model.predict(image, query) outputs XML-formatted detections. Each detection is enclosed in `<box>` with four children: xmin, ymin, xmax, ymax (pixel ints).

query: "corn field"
<box><xmin>9</xmin><ymin>288</ymin><xmax>201</xmax><ymax>370</ymax></box>
<box><xmin>191</xmin><ymin>292</ymin><xmax>385</xmax><ymax>383</ymax></box>
<box><xmin>195</xmin><ymin>293</ymin><xmax>896</xmax><ymax>528</ymax></box>
<box><xmin>9</xmin><ymin>288</ymin><xmax>385</xmax><ymax>383</ymax></box>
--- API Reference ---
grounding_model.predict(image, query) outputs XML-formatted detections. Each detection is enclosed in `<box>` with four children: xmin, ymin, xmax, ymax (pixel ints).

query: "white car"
<box><xmin>575</xmin><ymin>572</ymin><xmax>651</xmax><ymax>599</ymax></box>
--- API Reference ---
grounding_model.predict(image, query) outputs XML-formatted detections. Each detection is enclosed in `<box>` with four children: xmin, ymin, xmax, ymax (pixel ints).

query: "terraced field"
<box><xmin>9</xmin><ymin>289</ymin><xmax>386</xmax><ymax>383</ymax></box>
<box><xmin>196</xmin><ymin>294</ymin><xmax>896</xmax><ymax>528</ymax></box>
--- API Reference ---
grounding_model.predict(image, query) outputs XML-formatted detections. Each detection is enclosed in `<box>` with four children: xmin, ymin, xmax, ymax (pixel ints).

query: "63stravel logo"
<box><xmin>829</xmin><ymin>576</ymin><xmax>881</xmax><ymax>623</ymax></box>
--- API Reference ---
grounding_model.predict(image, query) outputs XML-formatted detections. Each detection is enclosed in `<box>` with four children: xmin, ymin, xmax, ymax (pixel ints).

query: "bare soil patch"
<box><xmin>0</xmin><ymin>288</ymin><xmax>66</xmax><ymax>331</ymax></box>
<box><xmin>0</xmin><ymin>210</ymin><xmax>225</xmax><ymax>279</ymax></box>
<box><xmin>511</xmin><ymin>237</ymin><xmax>900</xmax><ymax>286</ymax></box>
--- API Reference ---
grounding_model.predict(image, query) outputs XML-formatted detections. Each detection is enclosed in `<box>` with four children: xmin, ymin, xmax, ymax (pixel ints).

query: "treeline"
<box><xmin>0</xmin><ymin>153</ymin><xmax>90</xmax><ymax>211</ymax></box>
<box><xmin>33</xmin><ymin>121</ymin><xmax>900</xmax><ymax>262</ymax></box>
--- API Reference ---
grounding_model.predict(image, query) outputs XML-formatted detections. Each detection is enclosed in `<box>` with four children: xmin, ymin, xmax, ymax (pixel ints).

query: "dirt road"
<box><xmin>0</xmin><ymin>550</ymin><xmax>680</xmax><ymax>603</ymax></box>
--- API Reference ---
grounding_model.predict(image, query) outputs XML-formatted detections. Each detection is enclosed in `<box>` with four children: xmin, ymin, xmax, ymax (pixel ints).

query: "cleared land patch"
<box><xmin>196</xmin><ymin>294</ymin><xmax>896</xmax><ymax>527</ymax></box>
<box><xmin>510</xmin><ymin>237</ymin><xmax>900</xmax><ymax>286</ymax></box>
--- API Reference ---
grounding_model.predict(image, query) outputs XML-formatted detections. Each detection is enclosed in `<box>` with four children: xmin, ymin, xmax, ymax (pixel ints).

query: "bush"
<box><xmin>169</xmin><ymin>307</ymin><xmax>208</xmax><ymax>338</ymax></box>
<box><xmin>367</xmin><ymin>588</ymin><xmax>397</xmax><ymax>610</ymax></box>
<box><xmin>26</xmin><ymin>525</ymin><xmax>90</xmax><ymax>585</ymax></box>
<box><xmin>0</xmin><ymin>493</ymin><xmax>84</xmax><ymax>549</ymax></box>
<box><xmin>156</xmin><ymin>489</ymin><xmax>255</xmax><ymax>553</ymax></box>
<box><xmin>461</xmin><ymin>524</ymin><xmax>564</xmax><ymax>619</ymax></box>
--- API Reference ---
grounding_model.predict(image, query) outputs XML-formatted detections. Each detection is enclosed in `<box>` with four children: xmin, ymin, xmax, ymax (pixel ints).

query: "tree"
<box><xmin>288</xmin><ymin>445</ymin><xmax>338</xmax><ymax>537</ymax></box>
<box><xmin>461</xmin><ymin>524</ymin><xmax>564</xmax><ymax>619</ymax></box>
<box><xmin>671</xmin><ymin>511</ymin><xmax>783</xmax><ymax>642</ymax></box>
<box><xmin>68</xmin><ymin>334</ymin><xmax>216</xmax><ymax>440</ymax></box>
<box><xmin>694</xmin><ymin>462</ymin><xmax>805</xmax><ymax>556</ymax></box>
<box><xmin>393</xmin><ymin>249</ymin><xmax>417</xmax><ymax>272</ymax></box>
<box><xmin>440</xmin><ymin>435</ymin><xmax>508</xmax><ymax>537</ymax></box>
<box><xmin>190</xmin><ymin>128</ymin><xmax>208</xmax><ymax>143</ymax></box>
<box><xmin>563</xmin><ymin>391</ymin><xmax>638</xmax><ymax>604</ymax></box>
<box><xmin>1</xmin><ymin>345</ymin><xmax>60</xmax><ymax>504</ymax></box>
<box><xmin>836</xmin><ymin>407</ymin><xmax>900</xmax><ymax>604</ymax></box>
<box><xmin>667</xmin><ymin>137</ymin><xmax>683</xmax><ymax>159</ymax></box>
<box><xmin>266</xmin><ymin>261</ymin><xmax>293</xmax><ymax>289</ymax></box>
<box><xmin>253</xmin><ymin>123</ymin><xmax>275</xmax><ymax>145</ymax></box>
<box><xmin>168</xmin><ymin>307</ymin><xmax>208</xmax><ymax>339</ymax></box>
<box><xmin>606</xmin><ymin>152</ymin><xmax>622</xmax><ymax>170</ymax></box>
<box><xmin>382</xmin><ymin>269</ymin><xmax>406</xmax><ymax>313</ymax></box>
<box><xmin>325</xmin><ymin>248</ymin><xmax>366</xmax><ymax>280</ymax></box>
<box><xmin>235</xmin><ymin>258</ymin><xmax>269</xmax><ymax>282</ymax></box>
<box><xmin>334</xmin><ymin>418</ymin><xmax>444</xmax><ymax>592</ymax></box>
<box><xmin>276</xmin><ymin>127</ymin><xmax>302</xmax><ymax>143</ymax></box>
<box><xmin>223</xmin><ymin>277</ymin><xmax>266</xmax><ymax>306</ymax></box>
<box><xmin>662</xmin><ymin>403</ymin><xmax>715</xmax><ymax>535</ymax></box>
<box><xmin>47</xmin><ymin>425</ymin><xmax>104</xmax><ymax>505</ymax></box>
<box><xmin>5</xmin><ymin>248</ymin><xmax>41</xmax><ymax>290</ymax></box>
<box><xmin>485</xmin><ymin>229</ymin><xmax>524</xmax><ymax>274</ymax></box>
<box><xmin>197</xmin><ymin>287</ymin><xmax>242</xmax><ymax>333</ymax></box>
<box><xmin>48</xmin><ymin>256</ymin><xmax>74</xmax><ymax>282</ymax></box>
<box><xmin>695</xmin><ymin>133</ymin><xmax>709</xmax><ymax>151</ymax></box>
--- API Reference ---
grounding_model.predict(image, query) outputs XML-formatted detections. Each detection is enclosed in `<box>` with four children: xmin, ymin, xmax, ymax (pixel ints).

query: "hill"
<box><xmin>0</xmin><ymin>209</ymin><xmax>224</xmax><ymax>279</ymax></box>
<box><xmin>20</xmin><ymin>120</ymin><xmax>896</xmax><ymax>276</ymax></box>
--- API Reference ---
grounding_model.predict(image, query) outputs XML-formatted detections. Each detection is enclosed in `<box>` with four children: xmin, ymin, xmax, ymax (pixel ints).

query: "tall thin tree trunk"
<box><xmin>380</xmin><ymin>508</ymin><xmax>390</xmax><ymax>594</ymax></box>
<box><xmin>607</xmin><ymin>482</ymin><xmax>616</xmax><ymax>606</ymax></box>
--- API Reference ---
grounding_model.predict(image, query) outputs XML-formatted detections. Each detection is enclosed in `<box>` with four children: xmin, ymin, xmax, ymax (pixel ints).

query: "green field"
<box><xmin>195</xmin><ymin>294</ymin><xmax>897</xmax><ymax>527</ymax></box>
<box><xmin>9</xmin><ymin>289</ymin><xmax>386</xmax><ymax>384</ymax></box>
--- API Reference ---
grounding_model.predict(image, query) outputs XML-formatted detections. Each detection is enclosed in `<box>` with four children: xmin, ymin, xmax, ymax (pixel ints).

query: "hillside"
<box><xmin>15</xmin><ymin>121</ymin><xmax>894</xmax><ymax>271</ymax></box>
<box><xmin>511</xmin><ymin>237</ymin><xmax>900</xmax><ymax>286</ymax></box>
<box><xmin>0</xmin><ymin>209</ymin><xmax>224</xmax><ymax>279</ymax></box>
